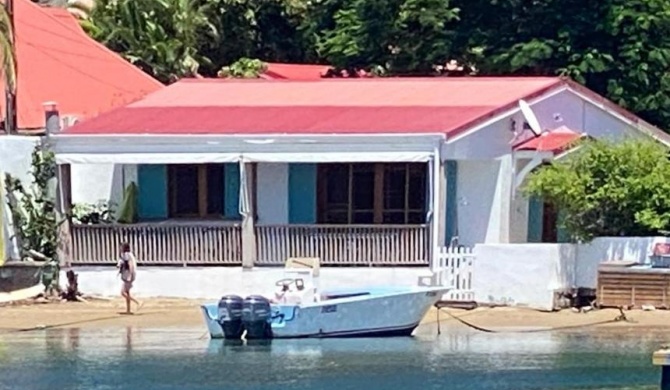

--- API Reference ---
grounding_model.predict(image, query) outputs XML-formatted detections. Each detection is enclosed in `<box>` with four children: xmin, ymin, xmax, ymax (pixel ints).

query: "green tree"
<box><xmin>302</xmin><ymin>0</ymin><xmax>459</xmax><ymax>75</ymax></box>
<box><xmin>202</xmin><ymin>0</ymin><xmax>311</xmax><ymax>71</ymax></box>
<box><xmin>523</xmin><ymin>138</ymin><xmax>670</xmax><ymax>242</ymax></box>
<box><xmin>451</xmin><ymin>0</ymin><xmax>670</xmax><ymax>129</ymax></box>
<box><xmin>5</xmin><ymin>144</ymin><xmax>61</xmax><ymax>261</ymax></box>
<box><xmin>74</xmin><ymin>0</ymin><xmax>670</xmax><ymax>133</ymax></box>
<box><xmin>82</xmin><ymin>0</ymin><xmax>219</xmax><ymax>83</ymax></box>
<box><xmin>599</xmin><ymin>0</ymin><xmax>670</xmax><ymax>129</ymax></box>
<box><xmin>81</xmin><ymin>0</ymin><xmax>311</xmax><ymax>80</ymax></box>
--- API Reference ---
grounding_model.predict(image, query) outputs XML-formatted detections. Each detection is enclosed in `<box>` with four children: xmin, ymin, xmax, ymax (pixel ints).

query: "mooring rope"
<box><xmin>1</xmin><ymin>310</ymin><xmax>170</xmax><ymax>334</ymax></box>
<box><xmin>435</xmin><ymin>307</ymin><xmax>635</xmax><ymax>334</ymax></box>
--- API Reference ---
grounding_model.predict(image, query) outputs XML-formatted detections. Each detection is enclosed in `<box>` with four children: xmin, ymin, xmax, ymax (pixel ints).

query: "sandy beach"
<box><xmin>2</xmin><ymin>298</ymin><xmax>670</xmax><ymax>334</ymax></box>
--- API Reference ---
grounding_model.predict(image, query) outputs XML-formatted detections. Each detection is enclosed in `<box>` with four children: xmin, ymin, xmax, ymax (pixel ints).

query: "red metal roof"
<box><xmin>514</xmin><ymin>126</ymin><xmax>584</xmax><ymax>153</ymax></box>
<box><xmin>42</xmin><ymin>7</ymin><xmax>82</xmax><ymax>31</ymax></box>
<box><xmin>64</xmin><ymin>77</ymin><xmax>564</xmax><ymax>135</ymax></box>
<box><xmin>0</xmin><ymin>0</ymin><xmax>163</xmax><ymax>130</ymax></box>
<box><xmin>262</xmin><ymin>63</ymin><xmax>332</xmax><ymax>80</ymax></box>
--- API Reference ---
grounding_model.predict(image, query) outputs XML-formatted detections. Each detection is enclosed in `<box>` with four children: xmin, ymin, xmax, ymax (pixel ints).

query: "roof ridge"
<box><xmin>178</xmin><ymin>76</ymin><xmax>564</xmax><ymax>84</ymax></box>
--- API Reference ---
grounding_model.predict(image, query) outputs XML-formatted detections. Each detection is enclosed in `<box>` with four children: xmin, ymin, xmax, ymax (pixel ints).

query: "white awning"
<box><xmin>242</xmin><ymin>151</ymin><xmax>433</xmax><ymax>163</ymax></box>
<box><xmin>51</xmin><ymin>133</ymin><xmax>445</xmax><ymax>164</ymax></box>
<box><xmin>55</xmin><ymin>153</ymin><xmax>240</xmax><ymax>165</ymax></box>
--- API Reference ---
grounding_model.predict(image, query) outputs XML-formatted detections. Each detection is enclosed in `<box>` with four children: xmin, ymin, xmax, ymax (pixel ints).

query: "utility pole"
<box><xmin>4</xmin><ymin>0</ymin><xmax>16</xmax><ymax>135</ymax></box>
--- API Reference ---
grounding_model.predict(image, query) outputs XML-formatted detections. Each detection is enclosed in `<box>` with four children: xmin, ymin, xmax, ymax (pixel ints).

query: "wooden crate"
<box><xmin>597</xmin><ymin>264</ymin><xmax>670</xmax><ymax>309</ymax></box>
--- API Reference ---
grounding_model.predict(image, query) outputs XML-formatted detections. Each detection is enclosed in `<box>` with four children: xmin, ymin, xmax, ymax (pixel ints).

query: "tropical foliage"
<box><xmin>303</xmin><ymin>0</ymin><xmax>459</xmax><ymax>75</ymax></box>
<box><xmin>71</xmin><ymin>201</ymin><xmax>116</xmax><ymax>224</ymax></box>
<box><xmin>5</xmin><ymin>144</ymin><xmax>62</xmax><ymax>261</ymax></box>
<box><xmin>76</xmin><ymin>0</ymin><xmax>670</xmax><ymax>130</ymax></box>
<box><xmin>81</xmin><ymin>0</ymin><xmax>220</xmax><ymax>83</ymax></box>
<box><xmin>450</xmin><ymin>0</ymin><xmax>670</xmax><ymax>132</ymax></box>
<box><xmin>523</xmin><ymin>139</ymin><xmax>670</xmax><ymax>242</ymax></box>
<box><xmin>217</xmin><ymin>57</ymin><xmax>268</xmax><ymax>78</ymax></box>
<box><xmin>0</xmin><ymin>5</ymin><xmax>15</xmax><ymax>92</ymax></box>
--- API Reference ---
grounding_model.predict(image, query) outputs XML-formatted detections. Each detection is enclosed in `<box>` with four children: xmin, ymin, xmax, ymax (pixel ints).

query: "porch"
<box><xmin>53</xmin><ymin>134</ymin><xmax>444</xmax><ymax>267</ymax></box>
<box><xmin>69</xmin><ymin>222</ymin><xmax>429</xmax><ymax>266</ymax></box>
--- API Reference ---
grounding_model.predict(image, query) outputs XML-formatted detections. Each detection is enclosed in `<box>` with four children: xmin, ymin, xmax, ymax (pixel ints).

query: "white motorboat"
<box><xmin>201</xmin><ymin>269</ymin><xmax>449</xmax><ymax>339</ymax></box>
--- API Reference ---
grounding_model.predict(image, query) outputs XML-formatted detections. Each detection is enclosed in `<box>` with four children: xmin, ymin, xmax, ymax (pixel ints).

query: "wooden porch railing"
<box><xmin>255</xmin><ymin>224</ymin><xmax>429</xmax><ymax>266</ymax></box>
<box><xmin>70</xmin><ymin>222</ymin><xmax>243</xmax><ymax>265</ymax></box>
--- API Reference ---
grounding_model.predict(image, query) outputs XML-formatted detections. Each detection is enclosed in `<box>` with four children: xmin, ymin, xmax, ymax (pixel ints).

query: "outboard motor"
<box><xmin>242</xmin><ymin>295</ymin><xmax>272</xmax><ymax>340</ymax></box>
<box><xmin>218</xmin><ymin>295</ymin><xmax>244</xmax><ymax>339</ymax></box>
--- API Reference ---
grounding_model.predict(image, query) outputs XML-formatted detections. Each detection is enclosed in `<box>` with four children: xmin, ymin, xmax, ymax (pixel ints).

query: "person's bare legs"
<box><xmin>125</xmin><ymin>293</ymin><xmax>132</xmax><ymax>314</ymax></box>
<box><xmin>120</xmin><ymin>282</ymin><xmax>142</xmax><ymax>314</ymax></box>
<box><xmin>121</xmin><ymin>295</ymin><xmax>141</xmax><ymax>314</ymax></box>
<box><xmin>128</xmin><ymin>291</ymin><xmax>141</xmax><ymax>308</ymax></box>
<box><xmin>121</xmin><ymin>289</ymin><xmax>132</xmax><ymax>314</ymax></box>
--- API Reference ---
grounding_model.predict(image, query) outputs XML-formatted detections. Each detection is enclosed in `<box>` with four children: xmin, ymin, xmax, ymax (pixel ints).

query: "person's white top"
<box><xmin>117</xmin><ymin>252</ymin><xmax>137</xmax><ymax>283</ymax></box>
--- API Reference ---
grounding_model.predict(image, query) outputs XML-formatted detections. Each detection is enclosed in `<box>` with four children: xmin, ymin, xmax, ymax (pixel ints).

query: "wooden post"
<box><xmin>240</xmin><ymin>162</ymin><xmax>256</xmax><ymax>269</ymax></box>
<box><xmin>653</xmin><ymin>347</ymin><xmax>670</xmax><ymax>390</ymax></box>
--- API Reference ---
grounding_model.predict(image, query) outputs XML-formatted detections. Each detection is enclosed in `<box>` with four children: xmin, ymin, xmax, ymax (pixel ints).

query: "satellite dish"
<box><xmin>518</xmin><ymin>99</ymin><xmax>542</xmax><ymax>137</ymax></box>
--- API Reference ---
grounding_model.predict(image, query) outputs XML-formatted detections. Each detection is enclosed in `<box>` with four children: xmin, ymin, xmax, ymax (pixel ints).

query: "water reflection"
<box><xmin>45</xmin><ymin>328</ymin><xmax>81</xmax><ymax>354</ymax></box>
<box><xmin>125</xmin><ymin>326</ymin><xmax>133</xmax><ymax>355</ymax></box>
<box><xmin>0</xmin><ymin>327</ymin><xmax>665</xmax><ymax>390</ymax></box>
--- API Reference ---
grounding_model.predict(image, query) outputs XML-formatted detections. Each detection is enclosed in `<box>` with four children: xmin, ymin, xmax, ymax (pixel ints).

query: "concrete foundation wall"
<box><xmin>66</xmin><ymin>266</ymin><xmax>429</xmax><ymax>300</ymax></box>
<box><xmin>473</xmin><ymin>236</ymin><xmax>670</xmax><ymax>311</ymax></box>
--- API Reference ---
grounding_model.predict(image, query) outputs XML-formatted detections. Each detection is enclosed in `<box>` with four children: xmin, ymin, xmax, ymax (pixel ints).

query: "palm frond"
<box><xmin>0</xmin><ymin>5</ymin><xmax>17</xmax><ymax>94</ymax></box>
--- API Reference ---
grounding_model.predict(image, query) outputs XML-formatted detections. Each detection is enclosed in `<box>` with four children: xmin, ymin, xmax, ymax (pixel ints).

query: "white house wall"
<box><xmin>574</xmin><ymin>236</ymin><xmax>670</xmax><ymax>288</ymax></box>
<box><xmin>70</xmin><ymin>164</ymin><xmax>125</xmax><ymax>206</ymax></box>
<box><xmin>442</xmin><ymin>89</ymin><xmax>633</xmax><ymax>163</ymax></box>
<box><xmin>446</xmin><ymin>89</ymin><xmax>659</xmax><ymax>246</ymax></box>
<box><xmin>0</xmin><ymin>136</ymin><xmax>40</xmax><ymax>185</ymax></box>
<box><xmin>508</xmin><ymin>157</ymin><xmax>532</xmax><ymax>243</ymax></box>
<box><xmin>122</xmin><ymin>164</ymin><xmax>138</xmax><ymax>187</ymax></box>
<box><xmin>455</xmin><ymin>160</ymin><xmax>502</xmax><ymax>246</ymax></box>
<box><xmin>62</xmin><ymin>89</ymin><xmax>661</xmax><ymax>244</ymax></box>
<box><xmin>526</xmin><ymin>89</ymin><xmax>584</xmax><ymax>132</ymax></box>
<box><xmin>256</xmin><ymin>163</ymin><xmax>289</xmax><ymax>224</ymax></box>
<box><xmin>0</xmin><ymin>136</ymin><xmax>40</xmax><ymax>260</ymax></box>
<box><xmin>443</xmin><ymin>120</ymin><xmax>513</xmax><ymax>161</ymax></box>
<box><xmin>473</xmin><ymin>237</ymin><xmax>670</xmax><ymax>310</ymax></box>
<box><xmin>535</xmin><ymin>89</ymin><xmax>640</xmax><ymax>139</ymax></box>
<box><xmin>582</xmin><ymin>101</ymin><xmax>639</xmax><ymax>139</ymax></box>
<box><xmin>473</xmin><ymin>243</ymin><xmax>576</xmax><ymax>311</ymax></box>
<box><xmin>66</xmin><ymin>266</ymin><xmax>428</xmax><ymax>299</ymax></box>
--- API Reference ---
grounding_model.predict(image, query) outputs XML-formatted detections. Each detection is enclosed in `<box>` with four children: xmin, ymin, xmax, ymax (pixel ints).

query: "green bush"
<box><xmin>523</xmin><ymin>138</ymin><xmax>670</xmax><ymax>242</ymax></box>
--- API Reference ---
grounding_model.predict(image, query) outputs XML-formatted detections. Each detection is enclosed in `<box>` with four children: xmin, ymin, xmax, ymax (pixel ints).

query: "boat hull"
<box><xmin>202</xmin><ymin>286</ymin><xmax>447</xmax><ymax>339</ymax></box>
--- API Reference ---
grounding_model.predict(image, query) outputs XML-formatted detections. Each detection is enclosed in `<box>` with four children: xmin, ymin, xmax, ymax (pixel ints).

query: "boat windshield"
<box><xmin>272</xmin><ymin>273</ymin><xmax>318</xmax><ymax>305</ymax></box>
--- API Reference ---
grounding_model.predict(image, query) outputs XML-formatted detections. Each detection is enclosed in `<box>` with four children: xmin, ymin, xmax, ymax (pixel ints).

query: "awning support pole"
<box><xmin>239</xmin><ymin>160</ymin><xmax>256</xmax><ymax>269</ymax></box>
<box><xmin>430</xmin><ymin>146</ymin><xmax>442</xmax><ymax>270</ymax></box>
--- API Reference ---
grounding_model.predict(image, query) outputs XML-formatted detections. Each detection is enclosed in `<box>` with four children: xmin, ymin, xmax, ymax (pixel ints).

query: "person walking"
<box><xmin>117</xmin><ymin>243</ymin><xmax>142</xmax><ymax>314</ymax></box>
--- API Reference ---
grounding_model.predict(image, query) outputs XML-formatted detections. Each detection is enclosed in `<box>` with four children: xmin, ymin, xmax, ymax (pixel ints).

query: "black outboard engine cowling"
<box><xmin>218</xmin><ymin>295</ymin><xmax>244</xmax><ymax>339</ymax></box>
<box><xmin>242</xmin><ymin>295</ymin><xmax>272</xmax><ymax>339</ymax></box>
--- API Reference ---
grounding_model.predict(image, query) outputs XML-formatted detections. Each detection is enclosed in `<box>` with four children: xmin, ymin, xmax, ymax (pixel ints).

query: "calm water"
<box><xmin>0</xmin><ymin>323</ymin><xmax>665</xmax><ymax>390</ymax></box>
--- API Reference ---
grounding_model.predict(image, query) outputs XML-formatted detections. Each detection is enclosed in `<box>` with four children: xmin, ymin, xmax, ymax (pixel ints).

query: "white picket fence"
<box><xmin>419</xmin><ymin>246</ymin><xmax>475</xmax><ymax>301</ymax></box>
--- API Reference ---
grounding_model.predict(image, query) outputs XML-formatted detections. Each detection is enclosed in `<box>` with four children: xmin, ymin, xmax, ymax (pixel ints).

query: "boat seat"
<box><xmin>283</xmin><ymin>284</ymin><xmax>319</xmax><ymax>305</ymax></box>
